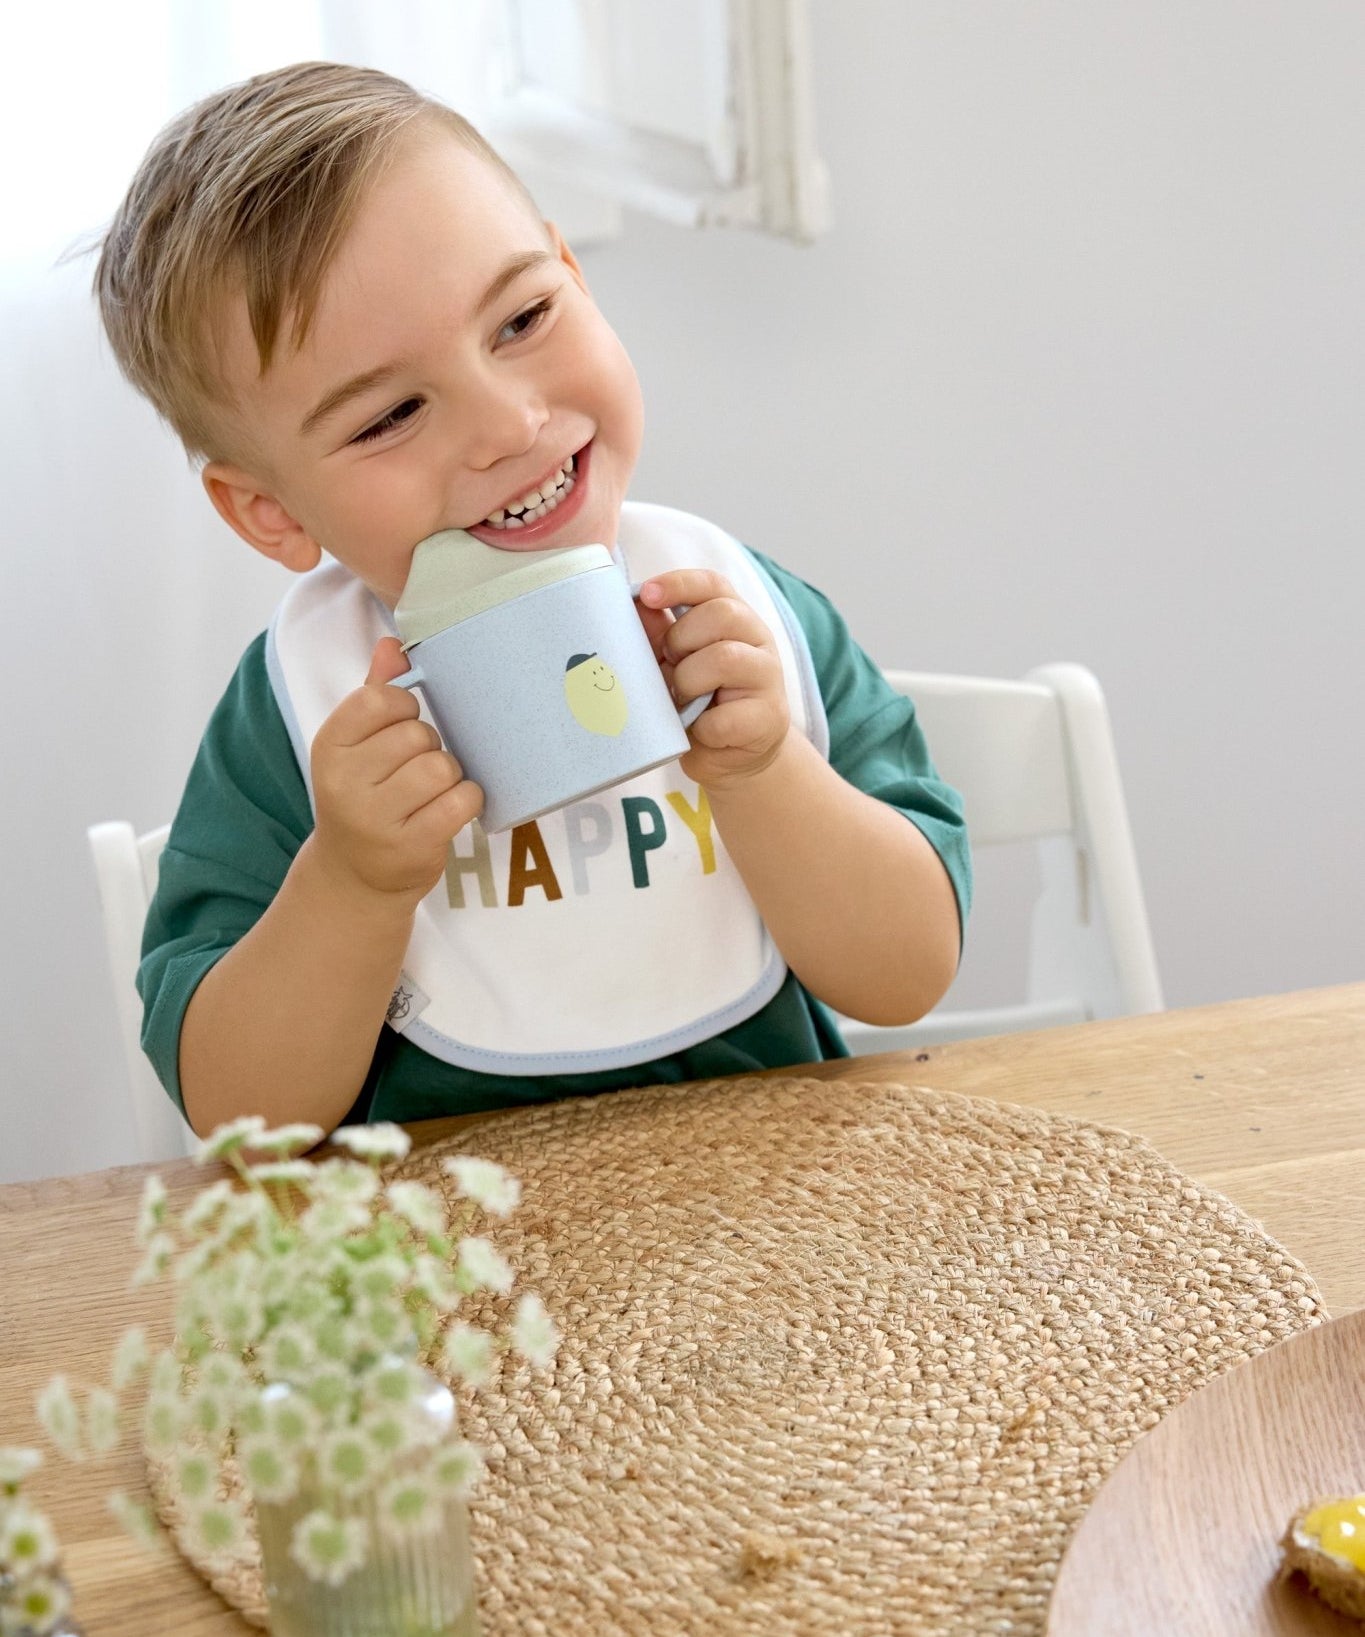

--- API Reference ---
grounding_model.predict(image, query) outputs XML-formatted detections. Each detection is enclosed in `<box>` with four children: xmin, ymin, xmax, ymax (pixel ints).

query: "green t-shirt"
<box><xmin>139</xmin><ymin>550</ymin><xmax>971</xmax><ymax>1125</ymax></box>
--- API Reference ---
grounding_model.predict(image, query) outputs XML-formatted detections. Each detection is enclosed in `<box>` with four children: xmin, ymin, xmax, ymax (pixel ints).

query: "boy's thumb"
<box><xmin>366</xmin><ymin>636</ymin><xmax>411</xmax><ymax>686</ymax></box>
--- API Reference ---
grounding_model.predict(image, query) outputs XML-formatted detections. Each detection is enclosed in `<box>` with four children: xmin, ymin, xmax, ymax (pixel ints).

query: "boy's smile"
<box><xmin>203</xmin><ymin>127</ymin><xmax>645</xmax><ymax>607</ymax></box>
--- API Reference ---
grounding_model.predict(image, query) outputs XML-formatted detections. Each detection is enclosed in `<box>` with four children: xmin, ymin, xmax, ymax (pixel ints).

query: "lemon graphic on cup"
<box><xmin>564</xmin><ymin>652</ymin><xmax>628</xmax><ymax>736</ymax></box>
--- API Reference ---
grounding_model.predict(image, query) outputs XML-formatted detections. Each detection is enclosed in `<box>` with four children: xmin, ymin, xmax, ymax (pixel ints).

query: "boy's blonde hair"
<box><xmin>96</xmin><ymin>61</ymin><xmax>538</xmax><ymax>463</ymax></box>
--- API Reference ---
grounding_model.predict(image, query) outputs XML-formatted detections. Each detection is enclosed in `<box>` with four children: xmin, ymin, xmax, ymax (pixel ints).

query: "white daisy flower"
<box><xmin>149</xmin><ymin>1349</ymin><xmax>181</xmax><ymax>1399</ymax></box>
<box><xmin>237</xmin><ymin>1436</ymin><xmax>301</xmax><ymax>1505</ymax></box>
<box><xmin>316</xmin><ymin>1430</ymin><xmax>375</xmax><ymax>1498</ymax></box>
<box><xmin>385</xmin><ymin>1180</ymin><xmax>447</xmax><ymax>1239</ymax></box>
<box><xmin>187</xmin><ymin>1497</ymin><xmax>249</xmax><ymax>1566</ymax></box>
<box><xmin>355</xmin><ymin>1298</ymin><xmax>411</xmax><ymax>1354</ymax></box>
<box><xmin>262</xmin><ymin>1388</ymin><xmax>321</xmax><ymax>1451</ymax></box>
<box><xmin>374</xmin><ymin>1471</ymin><xmax>442</xmax><ymax>1543</ymax></box>
<box><xmin>364</xmin><ymin>1359</ymin><xmax>422</xmax><ymax>1412</ymax></box>
<box><xmin>0</xmin><ymin>1501</ymin><xmax>60</xmax><ymax>1571</ymax></box>
<box><xmin>213</xmin><ymin>1281</ymin><xmax>266</xmax><ymax>1353</ymax></box>
<box><xmin>411</xmin><ymin>1253</ymin><xmax>462</xmax><ymax>1313</ymax></box>
<box><xmin>174</xmin><ymin>1448</ymin><xmax>216</xmax><ymax>1502</ymax></box>
<box><xmin>259</xmin><ymin>1323</ymin><xmax>316</xmax><ymax>1382</ymax></box>
<box><xmin>135</xmin><ymin>1174</ymin><xmax>168</xmax><ymax>1245</ymax></box>
<box><xmin>0</xmin><ymin>1446</ymin><xmax>42</xmax><ymax>1489</ymax></box>
<box><xmin>247</xmin><ymin>1122</ymin><xmax>325</xmax><ymax>1157</ymax></box>
<box><xmin>86</xmin><ymin>1386</ymin><xmax>121</xmax><ymax>1456</ymax></box>
<box><xmin>289</xmin><ymin>1508</ymin><xmax>368</xmax><ymax>1588</ymax></box>
<box><xmin>194</xmin><ymin>1115</ymin><xmax>267</xmax><ymax>1163</ymax></box>
<box><xmin>107</xmin><ymin>1490</ymin><xmax>166</xmax><ymax>1554</ymax></box>
<box><xmin>363</xmin><ymin>1410</ymin><xmax>415</xmax><ymax>1460</ymax></box>
<box><xmin>299</xmin><ymin>1196</ymin><xmax>374</xmax><ymax>1241</ymax></box>
<box><xmin>310</xmin><ymin>1312</ymin><xmax>355</xmax><ymax>1366</ymax></box>
<box><xmin>198</xmin><ymin>1351</ymin><xmax>247</xmax><ymax>1404</ymax></box>
<box><xmin>442</xmin><ymin>1155</ymin><xmax>522</xmax><ymax>1218</ymax></box>
<box><xmin>455</xmin><ymin>1236</ymin><xmax>515</xmax><ymax>1296</ymax></box>
<box><xmin>510</xmin><ymin>1292</ymin><xmax>560</xmax><ymax>1369</ymax></box>
<box><xmin>186</xmin><ymin>1384</ymin><xmax>230</xmax><ymax>1442</ymax></box>
<box><xmin>315</xmin><ymin>1159</ymin><xmax>381</xmax><ymax>1205</ymax></box>
<box><xmin>173</xmin><ymin>1237</ymin><xmax>222</xmax><ymax>1287</ymax></box>
<box><xmin>35</xmin><ymin>1376</ymin><xmax>83</xmax><ymax>1462</ymax></box>
<box><xmin>349</xmin><ymin>1254</ymin><xmax>409</xmax><ymax>1303</ymax></box>
<box><xmin>431</xmin><ymin>1440</ymin><xmax>484</xmax><ymax>1500</ymax></box>
<box><xmin>304</xmin><ymin>1363</ymin><xmax>354</xmax><ymax>1422</ymax></box>
<box><xmin>110</xmin><ymin>1325</ymin><xmax>150</xmax><ymax>1392</ymax></box>
<box><xmin>440</xmin><ymin>1322</ymin><xmax>496</xmax><ymax>1388</ymax></box>
<box><xmin>212</xmin><ymin>1190</ymin><xmax>272</xmax><ymax>1248</ymax></box>
<box><xmin>181</xmin><ymin>1178</ymin><xmax>235</xmax><ymax>1234</ymax></box>
<box><xmin>142</xmin><ymin>1393</ymin><xmax>183</xmax><ymax>1457</ymax></box>
<box><xmin>329</xmin><ymin>1124</ymin><xmax>412</xmax><ymax>1163</ymax></box>
<box><xmin>130</xmin><ymin>1229</ymin><xmax>176</xmax><ymax>1289</ymax></box>
<box><xmin>9</xmin><ymin>1569</ymin><xmax>71</xmax><ymax>1629</ymax></box>
<box><xmin>245</xmin><ymin>1159</ymin><xmax>315</xmax><ymax>1187</ymax></box>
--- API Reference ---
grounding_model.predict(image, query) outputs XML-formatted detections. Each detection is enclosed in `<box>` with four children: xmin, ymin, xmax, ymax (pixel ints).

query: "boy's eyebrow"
<box><xmin>301</xmin><ymin>363</ymin><xmax>407</xmax><ymax>438</ymax></box>
<box><xmin>475</xmin><ymin>249</ymin><xmax>556</xmax><ymax>318</ymax></box>
<box><xmin>300</xmin><ymin>250</ymin><xmax>556</xmax><ymax>439</ymax></box>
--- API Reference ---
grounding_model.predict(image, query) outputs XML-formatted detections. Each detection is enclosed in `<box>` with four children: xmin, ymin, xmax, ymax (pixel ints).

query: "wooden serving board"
<box><xmin>1049</xmin><ymin>1308</ymin><xmax>1365</xmax><ymax>1635</ymax></box>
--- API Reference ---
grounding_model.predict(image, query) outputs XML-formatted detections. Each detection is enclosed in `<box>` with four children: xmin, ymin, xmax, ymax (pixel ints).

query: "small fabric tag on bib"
<box><xmin>385</xmin><ymin>973</ymin><xmax>430</xmax><ymax>1034</ymax></box>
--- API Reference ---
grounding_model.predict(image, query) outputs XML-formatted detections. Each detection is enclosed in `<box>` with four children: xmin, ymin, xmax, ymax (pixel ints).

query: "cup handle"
<box><xmin>390</xmin><ymin>664</ymin><xmax>424</xmax><ymax>693</ymax></box>
<box><xmin>629</xmin><ymin>582</ymin><xmax>715</xmax><ymax>728</ymax></box>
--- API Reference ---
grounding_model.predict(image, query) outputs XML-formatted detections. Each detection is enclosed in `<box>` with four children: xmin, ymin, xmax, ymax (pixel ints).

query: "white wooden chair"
<box><xmin>838</xmin><ymin>663</ymin><xmax>1163</xmax><ymax>1054</ymax></box>
<box><xmin>86</xmin><ymin>820</ymin><xmax>197</xmax><ymax>1161</ymax></box>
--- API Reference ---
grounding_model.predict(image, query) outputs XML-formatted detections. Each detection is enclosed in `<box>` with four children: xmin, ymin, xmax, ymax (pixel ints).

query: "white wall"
<box><xmin>3</xmin><ymin>3</ymin><xmax>1362</xmax><ymax>1183</ymax></box>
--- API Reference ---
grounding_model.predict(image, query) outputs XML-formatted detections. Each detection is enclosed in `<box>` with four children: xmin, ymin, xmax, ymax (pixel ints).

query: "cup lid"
<box><xmin>394</xmin><ymin>529</ymin><xmax>613</xmax><ymax>646</ymax></box>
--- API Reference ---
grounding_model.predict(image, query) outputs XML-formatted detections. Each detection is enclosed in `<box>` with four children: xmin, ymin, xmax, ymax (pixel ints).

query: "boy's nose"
<box><xmin>464</xmin><ymin>372</ymin><xmax>550</xmax><ymax>470</ymax></box>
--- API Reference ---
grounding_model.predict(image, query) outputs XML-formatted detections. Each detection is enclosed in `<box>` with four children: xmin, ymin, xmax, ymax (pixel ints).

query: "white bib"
<box><xmin>266</xmin><ymin>502</ymin><xmax>828</xmax><ymax>1074</ymax></box>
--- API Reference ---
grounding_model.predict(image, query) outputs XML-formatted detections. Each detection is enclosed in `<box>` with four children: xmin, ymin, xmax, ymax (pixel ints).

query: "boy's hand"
<box><xmin>637</xmin><ymin>571</ymin><xmax>789</xmax><ymax>791</ymax></box>
<box><xmin>309</xmin><ymin>637</ymin><xmax>483</xmax><ymax>902</ymax></box>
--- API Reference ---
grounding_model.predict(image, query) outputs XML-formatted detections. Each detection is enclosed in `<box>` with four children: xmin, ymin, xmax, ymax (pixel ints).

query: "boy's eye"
<box><xmin>351</xmin><ymin>397</ymin><xmax>423</xmax><ymax>444</ymax></box>
<box><xmin>497</xmin><ymin>296</ymin><xmax>554</xmax><ymax>346</ymax></box>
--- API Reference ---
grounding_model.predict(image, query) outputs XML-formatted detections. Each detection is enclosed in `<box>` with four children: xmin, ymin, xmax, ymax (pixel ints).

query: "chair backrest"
<box><xmin>87</xmin><ymin>820</ymin><xmax>196</xmax><ymax>1160</ymax></box>
<box><xmin>838</xmin><ymin>663</ymin><xmax>1163</xmax><ymax>1053</ymax></box>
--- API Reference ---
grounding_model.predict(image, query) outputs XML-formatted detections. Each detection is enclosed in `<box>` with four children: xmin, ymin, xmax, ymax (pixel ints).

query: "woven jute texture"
<box><xmin>149</xmin><ymin>1076</ymin><xmax>1326</xmax><ymax>1635</ymax></box>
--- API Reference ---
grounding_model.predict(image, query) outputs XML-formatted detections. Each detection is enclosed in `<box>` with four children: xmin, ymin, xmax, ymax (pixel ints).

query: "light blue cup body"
<box><xmin>396</xmin><ymin>560</ymin><xmax>707</xmax><ymax>833</ymax></box>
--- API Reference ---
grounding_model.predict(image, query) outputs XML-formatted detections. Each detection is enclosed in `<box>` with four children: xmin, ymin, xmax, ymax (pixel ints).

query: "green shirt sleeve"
<box><xmin>746</xmin><ymin>548</ymin><xmax>973</xmax><ymax>938</ymax></box>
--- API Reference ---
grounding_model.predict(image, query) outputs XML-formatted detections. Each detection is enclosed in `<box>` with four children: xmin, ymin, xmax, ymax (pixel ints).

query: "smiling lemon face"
<box><xmin>564</xmin><ymin>652</ymin><xmax>628</xmax><ymax>736</ymax></box>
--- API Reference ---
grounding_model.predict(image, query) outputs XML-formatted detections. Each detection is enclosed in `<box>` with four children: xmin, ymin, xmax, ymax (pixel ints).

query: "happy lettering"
<box><xmin>443</xmin><ymin>787</ymin><xmax>717</xmax><ymax>909</ymax></box>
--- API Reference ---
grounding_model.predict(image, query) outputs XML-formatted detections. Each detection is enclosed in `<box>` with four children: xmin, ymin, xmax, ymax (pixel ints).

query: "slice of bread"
<box><xmin>1281</xmin><ymin>1501</ymin><xmax>1365</xmax><ymax>1624</ymax></box>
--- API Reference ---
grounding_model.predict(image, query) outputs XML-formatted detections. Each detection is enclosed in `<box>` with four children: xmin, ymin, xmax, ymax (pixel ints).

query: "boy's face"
<box><xmin>204</xmin><ymin>127</ymin><xmax>645</xmax><ymax>607</ymax></box>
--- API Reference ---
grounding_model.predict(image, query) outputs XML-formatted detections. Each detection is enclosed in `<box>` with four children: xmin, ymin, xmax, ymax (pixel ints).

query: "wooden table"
<box><xmin>3</xmin><ymin>983</ymin><xmax>1362</xmax><ymax>1634</ymax></box>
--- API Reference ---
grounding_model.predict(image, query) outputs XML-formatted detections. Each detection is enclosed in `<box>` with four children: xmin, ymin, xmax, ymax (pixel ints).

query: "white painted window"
<box><xmin>3</xmin><ymin>1</ymin><xmax>825</xmax><ymax>266</ymax></box>
<box><xmin>481</xmin><ymin>0</ymin><xmax>830</xmax><ymax>244</ymax></box>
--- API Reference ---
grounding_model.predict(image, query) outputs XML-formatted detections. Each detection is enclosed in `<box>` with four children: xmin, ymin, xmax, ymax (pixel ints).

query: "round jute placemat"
<box><xmin>149</xmin><ymin>1076</ymin><xmax>1326</xmax><ymax>1635</ymax></box>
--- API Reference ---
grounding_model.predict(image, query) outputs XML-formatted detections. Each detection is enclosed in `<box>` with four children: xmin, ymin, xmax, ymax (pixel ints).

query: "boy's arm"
<box><xmin>178</xmin><ymin>639</ymin><xmax>482</xmax><ymax>1137</ymax></box>
<box><xmin>638</xmin><ymin>571</ymin><xmax>962</xmax><ymax>1026</ymax></box>
<box><xmin>705</xmin><ymin>734</ymin><xmax>960</xmax><ymax>1024</ymax></box>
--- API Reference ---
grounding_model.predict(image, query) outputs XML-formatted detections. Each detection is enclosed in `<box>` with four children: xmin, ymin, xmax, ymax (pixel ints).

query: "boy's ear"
<box><xmin>547</xmin><ymin>222</ymin><xmax>587</xmax><ymax>291</ymax></box>
<box><xmin>201</xmin><ymin>462</ymin><xmax>323</xmax><ymax>574</ymax></box>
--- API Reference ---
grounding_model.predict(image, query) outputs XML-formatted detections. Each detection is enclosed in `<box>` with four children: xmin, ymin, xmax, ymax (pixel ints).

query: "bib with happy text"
<box><xmin>265</xmin><ymin>502</ymin><xmax>827</xmax><ymax>1073</ymax></box>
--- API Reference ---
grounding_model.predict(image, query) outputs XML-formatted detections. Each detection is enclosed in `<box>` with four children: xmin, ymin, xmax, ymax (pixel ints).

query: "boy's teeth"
<box><xmin>482</xmin><ymin>454</ymin><xmax>577</xmax><ymax>529</ymax></box>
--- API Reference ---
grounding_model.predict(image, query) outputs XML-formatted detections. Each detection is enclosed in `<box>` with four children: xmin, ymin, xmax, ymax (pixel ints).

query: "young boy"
<box><xmin>100</xmin><ymin>62</ymin><xmax>971</xmax><ymax>1137</ymax></box>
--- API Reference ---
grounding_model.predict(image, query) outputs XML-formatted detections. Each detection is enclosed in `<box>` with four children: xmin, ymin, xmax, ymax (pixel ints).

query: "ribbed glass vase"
<box><xmin>252</xmin><ymin>1374</ymin><xmax>479</xmax><ymax>1637</ymax></box>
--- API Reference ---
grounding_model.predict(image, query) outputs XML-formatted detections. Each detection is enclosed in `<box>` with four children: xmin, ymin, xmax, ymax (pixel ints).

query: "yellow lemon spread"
<box><xmin>1301</xmin><ymin>1497</ymin><xmax>1365</xmax><ymax>1571</ymax></box>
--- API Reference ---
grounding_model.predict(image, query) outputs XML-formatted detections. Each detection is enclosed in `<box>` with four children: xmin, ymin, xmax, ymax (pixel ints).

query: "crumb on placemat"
<box><xmin>739</xmin><ymin>1530</ymin><xmax>805</xmax><ymax>1578</ymax></box>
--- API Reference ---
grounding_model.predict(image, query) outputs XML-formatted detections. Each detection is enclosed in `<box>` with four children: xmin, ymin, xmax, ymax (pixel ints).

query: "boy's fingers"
<box><xmin>366</xmin><ymin>635</ymin><xmax>411</xmax><ymax>686</ymax></box>
<box><xmin>637</xmin><ymin>570</ymin><xmax>734</xmax><ymax>609</ymax></box>
<box><xmin>633</xmin><ymin>597</ymin><xmax>675</xmax><ymax>664</ymax></box>
<box><xmin>660</xmin><ymin>597</ymin><xmax>770</xmax><ymax>662</ymax></box>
